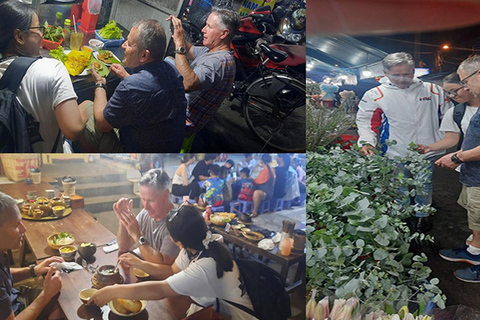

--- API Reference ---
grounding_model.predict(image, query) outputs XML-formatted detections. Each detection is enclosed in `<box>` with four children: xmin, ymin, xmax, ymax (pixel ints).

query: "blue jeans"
<box><xmin>395</xmin><ymin>159</ymin><xmax>435</xmax><ymax>217</ymax></box>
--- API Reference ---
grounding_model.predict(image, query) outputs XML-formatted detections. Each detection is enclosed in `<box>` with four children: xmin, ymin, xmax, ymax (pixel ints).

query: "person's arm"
<box><xmin>356</xmin><ymin>89</ymin><xmax>381</xmax><ymax>155</ymax></box>
<box><xmin>88</xmin><ymin>279</ymin><xmax>178</xmax><ymax>307</ymax></box>
<box><xmin>16</xmin><ymin>268</ymin><xmax>62</xmax><ymax>320</ymax></box>
<box><xmin>54</xmin><ymin>98</ymin><xmax>88</xmax><ymax>141</ymax></box>
<box><xmin>180</xmin><ymin>165</ymin><xmax>189</xmax><ymax>186</ymax></box>
<box><xmin>457</xmin><ymin>145</ymin><xmax>480</xmax><ymax>162</ymax></box>
<box><xmin>11</xmin><ymin>256</ymin><xmax>64</xmax><ymax>283</ymax></box>
<box><xmin>91</xmin><ymin>65</ymin><xmax>113</xmax><ymax>132</ymax></box>
<box><xmin>137</xmin><ymin>243</ymin><xmax>176</xmax><ymax>266</ymax></box>
<box><xmin>118</xmin><ymin>253</ymin><xmax>179</xmax><ymax>280</ymax></box>
<box><xmin>167</xmin><ymin>15</ymin><xmax>202</xmax><ymax>93</ymax></box>
<box><xmin>114</xmin><ymin>198</ymin><xmax>135</xmax><ymax>255</ymax></box>
<box><xmin>417</xmin><ymin>132</ymin><xmax>461</xmax><ymax>153</ymax></box>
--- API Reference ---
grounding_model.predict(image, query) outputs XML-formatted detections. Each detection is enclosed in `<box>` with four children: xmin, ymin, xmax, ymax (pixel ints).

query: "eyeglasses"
<box><xmin>168</xmin><ymin>201</ymin><xmax>189</xmax><ymax>222</ymax></box>
<box><xmin>445</xmin><ymin>86</ymin><xmax>464</xmax><ymax>97</ymax></box>
<box><xmin>27</xmin><ymin>26</ymin><xmax>45</xmax><ymax>35</ymax></box>
<box><xmin>461</xmin><ymin>69</ymin><xmax>480</xmax><ymax>85</ymax></box>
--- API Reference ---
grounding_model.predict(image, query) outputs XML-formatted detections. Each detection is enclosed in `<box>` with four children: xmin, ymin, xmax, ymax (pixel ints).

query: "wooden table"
<box><xmin>13</xmin><ymin>206</ymin><xmax>190</xmax><ymax>319</ymax></box>
<box><xmin>211</xmin><ymin>225</ymin><xmax>305</xmax><ymax>292</ymax></box>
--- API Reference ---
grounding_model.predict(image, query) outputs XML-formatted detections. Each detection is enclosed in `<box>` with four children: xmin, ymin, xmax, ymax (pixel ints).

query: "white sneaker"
<box><xmin>466</xmin><ymin>234</ymin><xmax>474</xmax><ymax>245</ymax></box>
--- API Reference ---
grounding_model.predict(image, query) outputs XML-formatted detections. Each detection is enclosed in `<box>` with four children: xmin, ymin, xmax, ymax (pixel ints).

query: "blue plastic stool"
<box><xmin>231</xmin><ymin>200</ymin><xmax>253</xmax><ymax>213</ymax></box>
<box><xmin>260</xmin><ymin>200</ymin><xmax>270</xmax><ymax>214</ymax></box>
<box><xmin>298</xmin><ymin>193</ymin><xmax>306</xmax><ymax>206</ymax></box>
<box><xmin>283</xmin><ymin>199</ymin><xmax>293</xmax><ymax>209</ymax></box>
<box><xmin>212</xmin><ymin>205</ymin><xmax>225</xmax><ymax>212</ymax></box>
<box><xmin>171</xmin><ymin>195</ymin><xmax>183</xmax><ymax>204</ymax></box>
<box><xmin>270</xmin><ymin>198</ymin><xmax>284</xmax><ymax>212</ymax></box>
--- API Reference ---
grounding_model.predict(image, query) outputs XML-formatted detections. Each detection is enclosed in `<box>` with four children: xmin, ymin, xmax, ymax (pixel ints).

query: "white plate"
<box><xmin>258</xmin><ymin>239</ymin><xmax>275</xmax><ymax>251</ymax></box>
<box><xmin>93</xmin><ymin>50</ymin><xmax>122</xmax><ymax>66</ymax></box>
<box><xmin>64</xmin><ymin>50</ymin><xmax>91</xmax><ymax>76</ymax></box>
<box><xmin>109</xmin><ymin>300</ymin><xmax>147</xmax><ymax>317</ymax></box>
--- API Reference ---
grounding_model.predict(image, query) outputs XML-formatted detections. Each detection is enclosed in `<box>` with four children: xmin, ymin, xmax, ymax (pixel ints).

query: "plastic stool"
<box><xmin>171</xmin><ymin>195</ymin><xmax>183</xmax><ymax>204</ymax></box>
<box><xmin>260</xmin><ymin>200</ymin><xmax>270</xmax><ymax>214</ymax></box>
<box><xmin>212</xmin><ymin>205</ymin><xmax>225</xmax><ymax>212</ymax></box>
<box><xmin>299</xmin><ymin>193</ymin><xmax>306</xmax><ymax>206</ymax></box>
<box><xmin>233</xmin><ymin>200</ymin><xmax>253</xmax><ymax>213</ymax></box>
<box><xmin>283</xmin><ymin>199</ymin><xmax>293</xmax><ymax>209</ymax></box>
<box><xmin>270</xmin><ymin>198</ymin><xmax>284</xmax><ymax>212</ymax></box>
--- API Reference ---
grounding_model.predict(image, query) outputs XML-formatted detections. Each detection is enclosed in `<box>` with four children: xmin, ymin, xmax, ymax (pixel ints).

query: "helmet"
<box><xmin>290</xmin><ymin>8</ymin><xmax>306</xmax><ymax>31</ymax></box>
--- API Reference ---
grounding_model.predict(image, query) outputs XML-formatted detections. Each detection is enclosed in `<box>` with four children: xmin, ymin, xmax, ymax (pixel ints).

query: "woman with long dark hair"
<box><xmin>88</xmin><ymin>204</ymin><xmax>256</xmax><ymax>319</ymax></box>
<box><xmin>0</xmin><ymin>0</ymin><xmax>88</xmax><ymax>152</ymax></box>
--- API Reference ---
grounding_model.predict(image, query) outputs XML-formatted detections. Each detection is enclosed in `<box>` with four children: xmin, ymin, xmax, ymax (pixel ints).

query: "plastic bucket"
<box><xmin>31</xmin><ymin>172</ymin><xmax>41</xmax><ymax>184</ymax></box>
<box><xmin>62</xmin><ymin>181</ymin><xmax>76</xmax><ymax>196</ymax></box>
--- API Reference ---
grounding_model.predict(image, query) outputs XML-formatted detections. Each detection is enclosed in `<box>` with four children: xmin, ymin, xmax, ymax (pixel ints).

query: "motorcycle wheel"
<box><xmin>243</xmin><ymin>73</ymin><xmax>305</xmax><ymax>152</ymax></box>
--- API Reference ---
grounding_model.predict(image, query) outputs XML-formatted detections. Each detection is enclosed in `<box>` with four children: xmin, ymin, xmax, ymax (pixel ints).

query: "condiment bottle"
<box><xmin>54</xmin><ymin>12</ymin><xmax>63</xmax><ymax>27</ymax></box>
<box><xmin>64</xmin><ymin>19</ymin><xmax>72</xmax><ymax>48</ymax></box>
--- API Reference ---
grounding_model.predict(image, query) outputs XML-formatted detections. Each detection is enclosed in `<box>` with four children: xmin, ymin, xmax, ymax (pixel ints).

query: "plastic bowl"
<box><xmin>47</xmin><ymin>233</ymin><xmax>75</xmax><ymax>250</ymax></box>
<box><xmin>41</xmin><ymin>37</ymin><xmax>63</xmax><ymax>50</ymax></box>
<box><xmin>94</xmin><ymin>30</ymin><xmax>124</xmax><ymax>47</ymax></box>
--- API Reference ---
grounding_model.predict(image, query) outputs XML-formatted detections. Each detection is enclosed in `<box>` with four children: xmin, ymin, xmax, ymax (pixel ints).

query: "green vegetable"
<box><xmin>49</xmin><ymin>46</ymin><xmax>67</xmax><ymax>62</ymax></box>
<box><xmin>92</xmin><ymin>59</ymin><xmax>109</xmax><ymax>77</ymax></box>
<box><xmin>98</xmin><ymin>20</ymin><xmax>123</xmax><ymax>40</ymax></box>
<box><xmin>42</xmin><ymin>21</ymin><xmax>64</xmax><ymax>42</ymax></box>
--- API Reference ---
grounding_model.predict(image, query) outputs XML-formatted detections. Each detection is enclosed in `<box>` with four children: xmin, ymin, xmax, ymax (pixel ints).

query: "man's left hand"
<box><xmin>435</xmin><ymin>152</ymin><xmax>460</xmax><ymax>170</ymax></box>
<box><xmin>35</xmin><ymin>256</ymin><xmax>64</xmax><ymax>276</ymax></box>
<box><xmin>118</xmin><ymin>206</ymin><xmax>142</xmax><ymax>242</ymax></box>
<box><xmin>166</xmin><ymin>15</ymin><xmax>185</xmax><ymax>48</ymax></box>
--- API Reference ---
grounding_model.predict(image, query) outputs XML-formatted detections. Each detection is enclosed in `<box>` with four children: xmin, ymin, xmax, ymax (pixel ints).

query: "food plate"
<box><xmin>109</xmin><ymin>299</ymin><xmax>147</xmax><ymax>317</ymax></box>
<box><xmin>21</xmin><ymin>207</ymin><xmax>72</xmax><ymax>221</ymax></box>
<box><xmin>242</xmin><ymin>231</ymin><xmax>264</xmax><ymax>242</ymax></box>
<box><xmin>94</xmin><ymin>50</ymin><xmax>122</xmax><ymax>65</ymax></box>
<box><xmin>64</xmin><ymin>50</ymin><xmax>90</xmax><ymax>76</ymax></box>
<box><xmin>47</xmin><ymin>232</ymin><xmax>75</xmax><ymax>250</ymax></box>
<box><xmin>210</xmin><ymin>214</ymin><xmax>231</xmax><ymax>226</ymax></box>
<box><xmin>258</xmin><ymin>239</ymin><xmax>275</xmax><ymax>251</ymax></box>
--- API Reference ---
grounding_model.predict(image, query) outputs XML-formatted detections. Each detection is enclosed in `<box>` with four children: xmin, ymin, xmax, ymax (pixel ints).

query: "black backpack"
<box><xmin>453</xmin><ymin>102</ymin><xmax>466</xmax><ymax>150</ymax></box>
<box><xmin>0</xmin><ymin>56</ymin><xmax>60</xmax><ymax>152</ymax></box>
<box><xmin>224</xmin><ymin>258</ymin><xmax>291</xmax><ymax>320</ymax></box>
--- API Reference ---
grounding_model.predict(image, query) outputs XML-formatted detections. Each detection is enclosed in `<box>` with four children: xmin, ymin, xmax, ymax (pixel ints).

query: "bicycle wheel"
<box><xmin>243</xmin><ymin>73</ymin><xmax>305</xmax><ymax>152</ymax></box>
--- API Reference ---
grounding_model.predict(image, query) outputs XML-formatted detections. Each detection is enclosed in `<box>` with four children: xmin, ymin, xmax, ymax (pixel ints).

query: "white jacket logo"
<box><xmin>419</xmin><ymin>97</ymin><xmax>432</xmax><ymax>101</ymax></box>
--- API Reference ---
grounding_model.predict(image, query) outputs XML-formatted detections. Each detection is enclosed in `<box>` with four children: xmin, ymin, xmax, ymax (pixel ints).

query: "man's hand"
<box><xmin>118</xmin><ymin>252</ymin><xmax>143</xmax><ymax>269</ymax></box>
<box><xmin>42</xmin><ymin>267</ymin><xmax>62</xmax><ymax>300</ymax></box>
<box><xmin>435</xmin><ymin>152</ymin><xmax>460</xmax><ymax>170</ymax></box>
<box><xmin>110</xmin><ymin>64</ymin><xmax>130</xmax><ymax>79</ymax></box>
<box><xmin>91</xmin><ymin>63</ymin><xmax>106</xmax><ymax>85</ymax></box>
<box><xmin>166</xmin><ymin>15</ymin><xmax>185</xmax><ymax>48</ymax></box>
<box><xmin>113</xmin><ymin>198</ymin><xmax>141</xmax><ymax>242</ymax></box>
<box><xmin>416</xmin><ymin>144</ymin><xmax>432</xmax><ymax>154</ymax></box>
<box><xmin>35</xmin><ymin>256</ymin><xmax>64</xmax><ymax>276</ymax></box>
<box><xmin>360</xmin><ymin>144</ymin><xmax>375</xmax><ymax>156</ymax></box>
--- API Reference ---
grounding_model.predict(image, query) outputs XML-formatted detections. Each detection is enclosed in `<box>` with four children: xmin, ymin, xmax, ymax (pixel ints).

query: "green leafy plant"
<box><xmin>306</xmin><ymin>83</ymin><xmax>354</xmax><ymax>151</ymax></box>
<box><xmin>306</xmin><ymin>146</ymin><xmax>446</xmax><ymax>314</ymax></box>
<box><xmin>42</xmin><ymin>21</ymin><xmax>64</xmax><ymax>42</ymax></box>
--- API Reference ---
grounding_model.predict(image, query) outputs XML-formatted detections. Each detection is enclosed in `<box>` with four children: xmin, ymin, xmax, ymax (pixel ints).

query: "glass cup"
<box><xmin>70</xmin><ymin>31</ymin><xmax>84</xmax><ymax>51</ymax></box>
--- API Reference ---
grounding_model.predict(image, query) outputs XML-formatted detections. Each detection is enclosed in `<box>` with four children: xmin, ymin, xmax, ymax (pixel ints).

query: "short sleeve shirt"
<box><xmin>0</xmin><ymin>254</ymin><xmax>22</xmax><ymax>320</ymax></box>
<box><xmin>136</xmin><ymin>210</ymin><xmax>180</xmax><ymax>258</ymax></box>
<box><xmin>192</xmin><ymin>161</ymin><xmax>211</xmax><ymax>182</ymax></box>
<box><xmin>166</xmin><ymin>249</ymin><xmax>256</xmax><ymax>319</ymax></box>
<box><xmin>439</xmin><ymin>104</ymin><xmax>479</xmax><ymax>134</ymax></box>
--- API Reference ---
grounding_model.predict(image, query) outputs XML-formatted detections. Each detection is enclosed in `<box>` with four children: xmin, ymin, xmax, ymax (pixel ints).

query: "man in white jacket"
<box><xmin>356</xmin><ymin>52</ymin><xmax>453</xmax><ymax>232</ymax></box>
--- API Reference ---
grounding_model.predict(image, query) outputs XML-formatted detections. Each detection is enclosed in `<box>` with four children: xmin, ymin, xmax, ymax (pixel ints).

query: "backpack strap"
<box><xmin>453</xmin><ymin>102</ymin><xmax>467</xmax><ymax>149</ymax></box>
<box><xmin>50</xmin><ymin>129</ymin><xmax>61</xmax><ymax>153</ymax></box>
<box><xmin>0</xmin><ymin>57</ymin><xmax>40</xmax><ymax>92</ymax></box>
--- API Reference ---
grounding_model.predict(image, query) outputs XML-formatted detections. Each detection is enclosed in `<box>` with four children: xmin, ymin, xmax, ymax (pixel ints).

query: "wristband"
<box><xmin>95</xmin><ymin>83</ymin><xmax>107</xmax><ymax>91</ymax></box>
<box><xmin>29</xmin><ymin>264</ymin><xmax>37</xmax><ymax>278</ymax></box>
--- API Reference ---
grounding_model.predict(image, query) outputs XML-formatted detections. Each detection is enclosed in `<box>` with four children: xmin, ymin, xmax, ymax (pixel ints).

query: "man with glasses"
<box><xmin>436</xmin><ymin>55</ymin><xmax>480</xmax><ymax>283</ymax></box>
<box><xmin>114</xmin><ymin>169</ymin><xmax>180</xmax><ymax>266</ymax></box>
<box><xmin>356</xmin><ymin>52</ymin><xmax>453</xmax><ymax>233</ymax></box>
<box><xmin>417</xmin><ymin>72</ymin><xmax>480</xmax><ymax>153</ymax></box>
<box><xmin>80</xmin><ymin>19</ymin><xmax>187</xmax><ymax>152</ymax></box>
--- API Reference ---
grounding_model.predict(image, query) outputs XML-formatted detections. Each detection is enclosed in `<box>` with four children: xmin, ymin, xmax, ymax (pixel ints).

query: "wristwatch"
<box><xmin>29</xmin><ymin>264</ymin><xmax>37</xmax><ymax>278</ymax></box>
<box><xmin>174</xmin><ymin>46</ymin><xmax>186</xmax><ymax>55</ymax></box>
<box><xmin>95</xmin><ymin>83</ymin><xmax>107</xmax><ymax>91</ymax></box>
<box><xmin>451</xmin><ymin>153</ymin><xmax>464</xmax><ymax>164</ymax></box>
<box><xmin>130</xmin><ymin>236</ymin><xmax>147</xmax><ymax>251</ymax></box>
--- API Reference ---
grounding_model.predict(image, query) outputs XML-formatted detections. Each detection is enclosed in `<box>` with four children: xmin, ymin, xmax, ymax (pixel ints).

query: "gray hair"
<box><xmin>458</xmin><ymin>55</ymin><xmax>480</xmax><ymax>74</ymax></box>
<box><xmin>443</xmin><ymin>72</ymin><xmax>462</xmax><ymax>85</ymax></box>
<box><xmin>210</xmin><ymin>7</ymin><xmax>240</xmax><ymax>42</ymax></box>
<box><xmin>0</xmin><ymin>192</ymin><xmax>18</xmax><ymax>226</ymax></box>
<box><xmin>382</xmin><ymin>52</ymin><xmax>415</xmax><ymax>71</ymax></box>
<box><xmin>139</xmin><ymin>168</ymin><xmax>170</xmax><ymax>191</ymax></box>
<box><xmin>132</xmin><ymin>19</ymin><xmax>166</xmax><ymax>61</ymax></box>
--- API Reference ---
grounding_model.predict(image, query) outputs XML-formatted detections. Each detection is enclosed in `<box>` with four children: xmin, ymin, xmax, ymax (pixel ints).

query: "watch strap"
<box><xmin>29</xmin><ymin>264</ymin><xmax>37</xmax><ymax>278</ymax></box>
<box><xmin>95</xmin><ymin>83</ymin><xmax>107</xmax><ymax>91</ymax></box>
<box><xmin>451</xmin><ymin>153</ymin><xmax>463</xmax><ymax>164</ymax></box>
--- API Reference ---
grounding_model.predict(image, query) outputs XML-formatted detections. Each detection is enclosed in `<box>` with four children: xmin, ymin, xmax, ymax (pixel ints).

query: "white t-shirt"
<box><xmin>166</xmin><ymin>249</ymin><xmax>257</xmax><ymax>319</ymax></box>
<box><xmin>439</xmin><ymin>104</ymin><xmax>479</xmax><ymax>134</ymax></box>
<box><xmin>0</xmin><ymin>57</ymin><xmax>77</xmax><ymax>152</ymax></box>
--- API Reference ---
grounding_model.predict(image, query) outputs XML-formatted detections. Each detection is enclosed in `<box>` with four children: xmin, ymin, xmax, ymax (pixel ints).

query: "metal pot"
<box><xmin>97</xmin><ymin>265</ymin><xmax>121</xmax><ymax>286</ymax></box>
